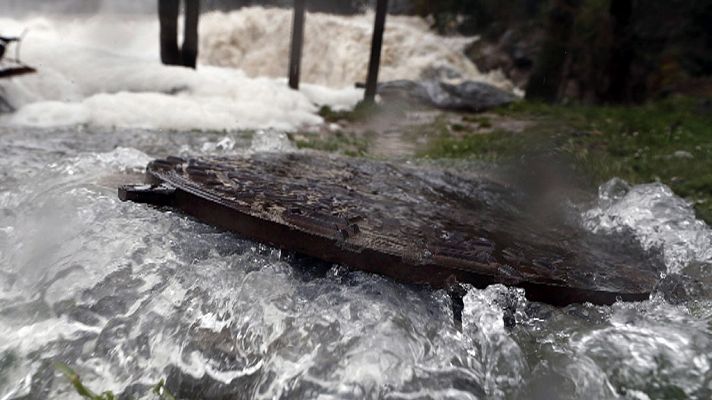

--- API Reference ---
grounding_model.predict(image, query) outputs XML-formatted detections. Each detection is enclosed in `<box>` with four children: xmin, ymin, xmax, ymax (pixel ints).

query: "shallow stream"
<box><xmin>0</xmin><ymin>127</ymin><xmax>710</xmax><ymax>399</ymax></box>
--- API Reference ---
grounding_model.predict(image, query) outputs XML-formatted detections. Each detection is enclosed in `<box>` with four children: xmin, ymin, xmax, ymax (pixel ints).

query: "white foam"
<box><xmin>0</xmin><ymin>316</ymin><xmax>102</xmax><ymax>355</ymax></box>
<box><xmin>199</xmin><ymin>7</ymin><xmax>513</xmax><ymax>90</ymax></box>
<box><xmin>0</xmin><ymin>15</ymin><xmax>353</xmax><ymax>131</ymax></box>
<box><xmin>0</xmin><ymin>8</ymin><xmax>514</xmax><ymax>131</ymax></box>
<box><xmin>583</xmin><ymin>178</ymin><xmax>712</xmax><ymax>273</ymax></box>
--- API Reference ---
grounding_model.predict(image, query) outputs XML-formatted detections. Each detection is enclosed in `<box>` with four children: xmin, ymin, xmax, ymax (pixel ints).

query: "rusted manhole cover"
<box><xmin>119</xmin><ymin>153</ymin><xmax>658</xmax><ymax>305</ymax></box>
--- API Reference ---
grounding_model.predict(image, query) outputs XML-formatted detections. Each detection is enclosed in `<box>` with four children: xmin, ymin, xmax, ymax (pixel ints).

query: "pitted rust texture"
<box><xmin>121</xmin><ymin>152</ymin><xmax>659</xmax><ymax>305</ymax></box>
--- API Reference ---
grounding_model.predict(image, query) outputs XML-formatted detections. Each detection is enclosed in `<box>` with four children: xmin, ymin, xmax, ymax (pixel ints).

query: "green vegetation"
<box><xmin>152</xmin><ymin>379</ymin><xmax>177</xmax><ymax>400</ymax></box>
<box><xmin>292</xmin><ymin>130</ymin><xmax>372</xmax><ymax>157</ymax></box>
<box><xmin>302</xmin><ymin>97</ymin><xmax>712</xmax><ymax>223</ymax></box>
<box><xmin>462</xmin><ymin>115</ymin><xmax>493</xmax><ymax>128</ymax></box>
<box><xmin>55</xmin><ymin>363</ymin><xmax>117</xmax><ymax>400</ymax></box>
<box><xmin>420</xmin><ymin>97</ymin><xmax>712</xmax><ymax>223</ymax></box>
<box><xmin>318</xmin><ymin>101</ymin><xmax>382</xmax><ymax>123</ymax></box>
<box><xmin>421</xmin><ymin>128</ymin><xmax>525</xmax><ymax>161</ymax></box>
<box><xmin>55</xmin><ymin>363</ymin><xmax>175</xmax><ymax>400</ymax></box>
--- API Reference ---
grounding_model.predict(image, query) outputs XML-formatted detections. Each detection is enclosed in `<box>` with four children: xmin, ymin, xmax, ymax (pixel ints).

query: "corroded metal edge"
<box><xmin>119</xmin><ymin>173</ymin><xmax>653</xmax><ymax>306</ymax></box>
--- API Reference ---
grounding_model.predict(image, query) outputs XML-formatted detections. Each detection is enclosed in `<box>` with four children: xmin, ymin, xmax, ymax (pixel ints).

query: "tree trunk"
<box><xmin>525</xmin><ymin>0</ymin><xmax>581</xmax><ymax>102</ymax></box>
<box><xmin>603</xmin><ymin>0</ymin><xmax>634</xmax><ymax>102</ymax></box>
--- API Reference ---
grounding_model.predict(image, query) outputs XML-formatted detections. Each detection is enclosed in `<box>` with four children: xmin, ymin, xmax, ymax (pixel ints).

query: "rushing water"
<box><xmin>0</xmin><ymin>6</ymin><xmax>516</xmax><ymax>133</ymax></box>
<box><xmin>0</xmin><ymin>126</ymin><xmax>710</xmax><ymax>400</ymax></box>
<box><xmin>0</xmin><ymin>5</ymin><xmax>710</xmax><ymax>399</ymax></box>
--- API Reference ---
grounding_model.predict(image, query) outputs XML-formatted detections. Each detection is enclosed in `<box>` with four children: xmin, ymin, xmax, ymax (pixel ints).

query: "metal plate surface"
<box><xmin>120</xmin><ymin>153</ymin><xmax>659</xmax><ymax>305</ymax></box>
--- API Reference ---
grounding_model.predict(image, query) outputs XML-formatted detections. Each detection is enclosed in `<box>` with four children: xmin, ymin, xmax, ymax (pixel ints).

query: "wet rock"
<box><xmin>376</xmin><ymin>79</ymin><xmax>518</xmax><ymax>112</ymax></box>
<box><xmin>420</xmin><ymin>65</ymin><xmax>465</xmax><ymax>81</ymax></box>
<box><xmin>465</xmin><ymin>28</ymin><xmax>544</xmax><ymax>88</ymax></box>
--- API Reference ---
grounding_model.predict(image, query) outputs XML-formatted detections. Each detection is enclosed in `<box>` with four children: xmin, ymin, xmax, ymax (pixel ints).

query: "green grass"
<box><xmin>293</xmin><ymin>130</ymin><xmax>372</xmax><ymax>157</ymax></box>
<box><xmin>419</xmin><ymin>128</ymin><xmax>526</xmax><ymax>161</ymax></box>
<box><xmin>419</xmin><ymin>97</ymin><xmax>712</xmax><ymax>223</ymax></box>
<box><xmin>318</xmin><ymin>101</ymin><xmax>382</xmax><ymax>123</ymax></box>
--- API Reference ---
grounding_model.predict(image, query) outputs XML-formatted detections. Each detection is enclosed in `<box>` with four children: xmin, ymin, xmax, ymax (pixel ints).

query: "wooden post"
<box><xmin>158</xmin><ymin>0</ymin><xmax>181</xmax><ymax>66</ymax></box>
<box><xmin>364</xmin><ymin>0</ymin><xmax>388</xmax><ymax>102</ymax></box>
<box><xmin>288</xmin><ymin>0</ymin><xmax>306</xmax><ymax>90</ymax></box>
<box><xmin>182</xmin><ymin>0</ymin><xmax>200</xmax><ymax>69</ymax></box>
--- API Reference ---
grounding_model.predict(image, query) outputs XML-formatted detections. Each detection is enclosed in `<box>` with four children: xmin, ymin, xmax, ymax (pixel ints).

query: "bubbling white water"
<box><xmin>0</xmin><ymin>127</ymin><xmax>711</xmax><ymax>399</ymax></box>
<box><xmin>199</xmin><ymin>7</ymin><xmax>513</xmax><ymax>90</ymax></box>
<box><xmin>0</xmin><ymin>7</ymin><xmax>514</xmax><ymax>133</ymax></box>
<box><xmin>583</xmin><ymin>178</ymin><xmax>712</xmax><ymax>274</ymax></box>
<box><xmin>0</xmin><ymin>13</ymin><xmax>362</xmax><ymax>132</ymax></box>
<box><xmin>0</xmin><ymin>7</ymin><xmax>711</xmax><ymax>399</ymax></box>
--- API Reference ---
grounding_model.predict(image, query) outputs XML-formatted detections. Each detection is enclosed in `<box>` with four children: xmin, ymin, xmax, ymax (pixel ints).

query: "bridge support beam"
<box><xmin>364</xmin><ymin>0</ymin><xmax>388</xmax><ymax>102</ymax></box>
<box><xmin>158</xmin><ymin>0</ymin><xmax>200</xmax><ymax>69</ymax></box>
<box><xmin>288</xmin><ymin>0</ymin><xmax>306</xmax><ymax>89</ymax></box>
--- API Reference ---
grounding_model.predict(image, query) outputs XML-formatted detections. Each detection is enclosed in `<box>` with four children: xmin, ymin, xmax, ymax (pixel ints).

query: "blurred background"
<box><xmin>2</xmin><ymin>0</ymin><xmax>711</xmax><ymax>102</ymax></box>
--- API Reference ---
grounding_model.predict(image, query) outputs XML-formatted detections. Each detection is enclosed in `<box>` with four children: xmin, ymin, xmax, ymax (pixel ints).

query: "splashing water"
<box><xmin>0</xmin><ymin>126</ymin><xmax>711</xmax><ymax>400</ymax></box>
<box><xmin>583</xmin><ymin>178</ymin><xmax>712</xmax><ymax>274</ymax></box>
<box><xmin>0</xmin><ymin>7</ymin><xmax>710</xmax><ymax>400</ymax></box>
<box><xmin>0</xmin><ymin>6</ymin><xmax>515</xmax><ymax>133</ymax></box>
<box><xmin>0</xmin><ymin>13</ymin><xmax>359</xmax><ymax>132</ymax></box>
<box><xmin>248</xmin><ymin>129</ymin><xmax>295</xmax><ymax>153</ymax></box>
<box><xmin>199</xmin><ymin>7</ymin><xmax>513</xmax><ymax>90</ymax></box>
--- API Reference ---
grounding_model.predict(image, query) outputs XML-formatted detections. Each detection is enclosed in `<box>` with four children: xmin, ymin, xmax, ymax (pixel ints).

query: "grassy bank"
<box><xmin>292</xmin><ymin>97</ymin><xmax>712</xmax><ymax>223</ymax></box>
<box><xmin>419</xmin><ymin>97</ymin><xmax>712</xmax><ymax>223</ymax></box>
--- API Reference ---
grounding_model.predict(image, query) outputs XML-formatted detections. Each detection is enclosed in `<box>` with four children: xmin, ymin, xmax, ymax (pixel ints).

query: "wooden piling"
<box><xmin>288</xmin><ymin>0</ymin><xmax>306</xmax><ymax>90</ymax></box>
<box><xmin>364</xmin><ymin>0</ymin><xmax>388</xmax><ymax>102</ymax></box>
<box><xmin>158</xmin><ymin>0</ymin><xmax>181</xmax><ymax>66</ymax></box>
<box><xmin>182</xmin><ymin>0</ymin><xmax>200</xmax><ymax>69</ymax></box>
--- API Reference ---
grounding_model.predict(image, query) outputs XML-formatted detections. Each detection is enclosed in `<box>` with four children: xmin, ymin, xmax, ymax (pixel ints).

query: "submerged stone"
<box><xmin>119</xmin><ymin>153</ymin><xmax>659</xmax><ymax>306</ymax></box>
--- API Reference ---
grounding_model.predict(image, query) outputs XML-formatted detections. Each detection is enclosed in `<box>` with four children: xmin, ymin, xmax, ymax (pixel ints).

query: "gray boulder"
<box><xmin>377</xmin><ymin>79</ymin><xmax>518</xmax><ymax>112</ymax></box>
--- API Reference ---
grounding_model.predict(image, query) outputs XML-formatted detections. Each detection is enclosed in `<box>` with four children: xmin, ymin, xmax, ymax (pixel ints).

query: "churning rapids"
<box><xmin>0</xmin><ymin>127</ymin><xmax>711</xmax><ymax>400</ymax></box>
<box><xmin>0</xmin><ymin>4</ymin><xmax>711</xmax><ymax>400</ymax></box>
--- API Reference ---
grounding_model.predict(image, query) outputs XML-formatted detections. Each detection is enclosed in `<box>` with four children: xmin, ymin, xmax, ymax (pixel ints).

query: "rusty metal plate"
<box><xmin>119</xmin><ymin>153</ymin><xmax>659</xmax><ymax>306</ymax></box>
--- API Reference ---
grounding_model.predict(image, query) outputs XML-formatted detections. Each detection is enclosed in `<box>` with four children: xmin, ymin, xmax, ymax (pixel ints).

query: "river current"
<box><xmin>0</xmin><ymin>127</ymin><xmax>710</xmax><ymax>400</ymax></box>
<box><xmin>0</xmin><ymin>4</ymin><xmax>710</xmax><ymax>399</ymax></box>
